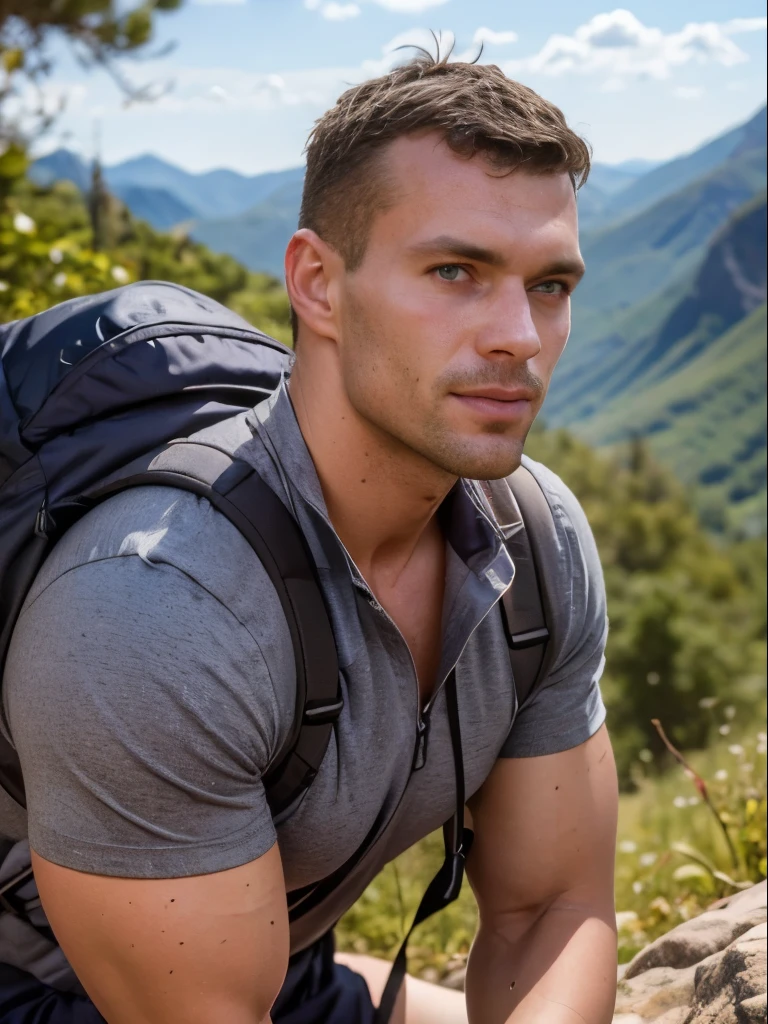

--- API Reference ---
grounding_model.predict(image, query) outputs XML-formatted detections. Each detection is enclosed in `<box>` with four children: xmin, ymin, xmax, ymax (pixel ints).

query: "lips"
<box><xmin>453</xmin><ymin>387</ymin><xmax>537</xmax><ymax>403</ymax></box>
<box><xmin>450</xmin><ymin>387</ymin><xmax>536</xmax><ymax>422</ymax></box>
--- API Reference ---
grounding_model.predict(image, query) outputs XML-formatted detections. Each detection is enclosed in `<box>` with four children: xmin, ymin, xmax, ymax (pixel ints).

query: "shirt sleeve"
<box><xmin>499</xmin><ymin>457</ymin><xmax>608</xmax><ymax>758</ymax></box>
<box><xmin>4</xmin><ymin>553</ymin><xmax>286</xmax><ymax>879</ymax></box>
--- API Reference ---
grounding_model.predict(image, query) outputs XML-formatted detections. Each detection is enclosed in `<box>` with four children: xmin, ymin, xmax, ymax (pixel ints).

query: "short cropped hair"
<box><xmin>292</xmin><ymin>46</ymin><xmax>591</xmax><ymax>343</ymax></box>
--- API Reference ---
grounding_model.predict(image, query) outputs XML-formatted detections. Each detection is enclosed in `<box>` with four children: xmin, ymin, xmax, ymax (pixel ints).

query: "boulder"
<box><xmin>614</xmin><ymin>881</ymin><xmax>767</xmax><ymax>1023</ymax></box>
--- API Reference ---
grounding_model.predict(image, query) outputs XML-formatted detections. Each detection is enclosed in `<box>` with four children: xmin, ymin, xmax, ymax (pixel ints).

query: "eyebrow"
<box><xmin>408</xmin><ymin>235</ymin><xmax>586</xmax><ymax>280</ymax></box>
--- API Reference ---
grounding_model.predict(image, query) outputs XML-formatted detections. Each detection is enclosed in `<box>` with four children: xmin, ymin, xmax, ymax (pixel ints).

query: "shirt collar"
<box><xmin>250</xmin><ymin>379</ymin><xmax>513</xmax><ymax>591</ymax></box>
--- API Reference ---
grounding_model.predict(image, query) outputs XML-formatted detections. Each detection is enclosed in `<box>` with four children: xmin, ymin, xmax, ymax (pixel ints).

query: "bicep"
<box><xmin>31</xmin><ymin>845</ymin><xmax>289</xmax><ymax>1024</ymax></box>
<box><xmin>467</xmin><ymin>724</ymin><xmax>618</xmax><ymax>920</ymax></box>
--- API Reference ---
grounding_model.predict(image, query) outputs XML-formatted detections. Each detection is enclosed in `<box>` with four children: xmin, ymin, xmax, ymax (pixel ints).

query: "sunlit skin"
<box><xmin>286</xmin><ymin>132</ymin><xmax>584</xmax><ymax>599</ymax></box>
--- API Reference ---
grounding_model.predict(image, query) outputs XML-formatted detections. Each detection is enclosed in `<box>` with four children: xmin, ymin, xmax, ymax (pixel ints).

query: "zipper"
<box><xmin>286</xmin><ymin>553</ymin><xmax>513</xmax><ymax>923</ymax></box>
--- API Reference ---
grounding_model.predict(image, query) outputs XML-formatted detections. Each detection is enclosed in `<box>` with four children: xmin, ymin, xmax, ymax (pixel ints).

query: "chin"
<box><xmin>428</xmin><ymin>436</ymin><xmax>525</xmax><ymax>481</ymax></box>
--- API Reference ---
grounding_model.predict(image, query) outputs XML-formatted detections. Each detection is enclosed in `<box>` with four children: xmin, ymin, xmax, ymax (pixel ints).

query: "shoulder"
<box><xmin>8</xmin><ymin>484</ymin><xmax>296</xmax><ymax>762</ymax></box>
<box><xmin>520</xmin><ymin>455</ymin><xmax>597</xmax><ymax>547</ymax></box>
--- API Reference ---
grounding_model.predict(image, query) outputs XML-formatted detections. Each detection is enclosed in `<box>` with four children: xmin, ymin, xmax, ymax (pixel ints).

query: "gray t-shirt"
<box><xmin>1</xmin><ymin>382</ymin><xmax>607</xmax><ymax>986</ymax></box>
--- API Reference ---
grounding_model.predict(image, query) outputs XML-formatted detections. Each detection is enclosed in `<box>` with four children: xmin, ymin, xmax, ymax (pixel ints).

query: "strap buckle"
<box><xmin>0</xmin><ymin>866</ymin><xmax>35</xmax><ymax>919</ymax></box>
<box><xmin>303</xmin><ymin>698</ymin><xmax>344</xmax><ymax>725</ymax></box>
<box><xmin>509</xmin><ymin>626</ymin><xmax>549</xmax><ymax>650</ymax></box>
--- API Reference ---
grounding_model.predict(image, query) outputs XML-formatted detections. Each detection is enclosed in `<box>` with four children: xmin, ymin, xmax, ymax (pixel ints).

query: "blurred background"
<box><xmin>1</xmin><ymin>0</ymin><xmax>765</xmax><ymax>975</ymax></box>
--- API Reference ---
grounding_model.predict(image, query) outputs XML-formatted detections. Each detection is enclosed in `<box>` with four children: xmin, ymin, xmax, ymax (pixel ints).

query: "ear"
<box><xmin>285</xmin><ymin>229</ymin><xmax>343</xmax><ymax>344</ymax></box>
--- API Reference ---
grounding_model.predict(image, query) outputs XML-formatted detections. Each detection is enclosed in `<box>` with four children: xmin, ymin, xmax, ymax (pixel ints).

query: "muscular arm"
<box><xmin>32</xmin><ymin>845</ymin><xmax>289</xmax><ymax>1024</ymax></box>
<box><xmin>465</xmin><ymin>724</ymin><xmax>619</xmax><ymax>1024</ymax></box>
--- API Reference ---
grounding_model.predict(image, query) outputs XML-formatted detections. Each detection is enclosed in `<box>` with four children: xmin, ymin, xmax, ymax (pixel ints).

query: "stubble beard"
<box><xmin>340</xmin><ymin>302</ymin><xmax>541</xmax><ymax>483</ymax></box>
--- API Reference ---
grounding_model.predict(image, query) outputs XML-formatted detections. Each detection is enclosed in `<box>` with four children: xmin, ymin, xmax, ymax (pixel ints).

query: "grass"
<box><xmin>336</xmin><ymin>712</ymin><xmax>767</xmax><ymax>978</ymax></box>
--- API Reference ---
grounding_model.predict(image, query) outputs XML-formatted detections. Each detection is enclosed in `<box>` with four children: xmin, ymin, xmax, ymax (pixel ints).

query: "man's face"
<box><xmin>333</xmin><ymin>133</ymin><xmax>584</xmax><ymax>481</ymax></box>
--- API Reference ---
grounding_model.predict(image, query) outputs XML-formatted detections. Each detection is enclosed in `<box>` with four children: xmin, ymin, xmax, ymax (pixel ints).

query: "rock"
<box><xmin>737</xmin><ymin>993</ymin><xmax>767</xmax><ymax>1023</ymax></box>
<box><xmin>624</xmin><ymin>884</ymin><xmax>767</xmax><ymax>978</ymax></box>
<box><xmin>612</xmin><ymin>881</ymin><xmax>766</xmax><ymax>1024</ymax></box>
<box><xmin>683</xmin><ymin>921</ymin><xmax>767</xmax><ymax>1022</ymax></box>
<box><xmin>615</xmin><ymin>964</ymin><xmax>697</xmax><ymax>1017</ymax></box>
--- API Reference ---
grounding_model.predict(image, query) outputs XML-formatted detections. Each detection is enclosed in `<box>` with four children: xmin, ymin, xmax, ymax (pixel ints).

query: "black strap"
<box><xmin>374</xmin><ymin>670</ymin><xmax>473</xmax><ymax>1024</ymax></box>
<box><xmin>486</xmin><ymin>467</ymin><xmax>554</xmax><ymax>709</ymax></box>
<box><xmin>85</xmin><ymin>441</ymin><xmax>341</xmax><ymax>819</ymax></box>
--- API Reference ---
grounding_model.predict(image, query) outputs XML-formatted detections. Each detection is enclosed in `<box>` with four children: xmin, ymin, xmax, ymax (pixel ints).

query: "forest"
<box><xmin>1</xmin><ymin>0</ymin><xmax>765</xmax><ymax>986</ymax></box>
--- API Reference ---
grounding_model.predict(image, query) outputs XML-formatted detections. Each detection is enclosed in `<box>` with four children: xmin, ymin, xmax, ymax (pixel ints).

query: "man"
<box><xmin>2</xmin><ymin>52</ymin><xmax>618</xmax><ymax>1024</ymax></box>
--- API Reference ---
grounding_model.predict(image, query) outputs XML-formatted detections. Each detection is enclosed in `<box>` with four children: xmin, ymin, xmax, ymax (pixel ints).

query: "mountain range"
<box><xmin>31</xmin><ymin>105</ymin><xmax>767</xmax><ymax>530</ymax></box>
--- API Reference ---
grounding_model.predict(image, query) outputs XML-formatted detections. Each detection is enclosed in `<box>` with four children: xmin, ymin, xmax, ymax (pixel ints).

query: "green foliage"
<box><xmin>1</xmin><ymin>2</ymin><xmax>183</xmax><ymax>144</ymax></box>
<box><xmin>614</xmin><ymin>718</ymin><xmax>766</xmax><ymax>963</ymax></box>
<box><xmin>0</xmin><ymin>172</ymin><xmax>292</xmax><ymax>344</ymax></box>
<box><xmin>525</xmin><ymin>427</ymin><xmax>766</xmax><ymax>784</ymax></box>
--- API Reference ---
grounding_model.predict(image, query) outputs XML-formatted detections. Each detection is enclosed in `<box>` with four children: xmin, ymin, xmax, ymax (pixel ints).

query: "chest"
<box><xmin>373</xmin><ymin>552</ymin><xmax>445</xmax><ymax>708</ymax></box>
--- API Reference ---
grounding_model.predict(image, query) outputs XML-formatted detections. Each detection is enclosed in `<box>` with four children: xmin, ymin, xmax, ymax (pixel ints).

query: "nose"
<box><xmin>475</xmin><ymin>279</ymin><xmax>541</xmax><ymax>362</ymax></box>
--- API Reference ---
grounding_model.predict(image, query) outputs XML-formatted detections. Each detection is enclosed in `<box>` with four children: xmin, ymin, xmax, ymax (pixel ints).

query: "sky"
<box><xmin>26</xmin><ymin>0</ymin><xmax>768</xmax><ymax>175</ymax></box>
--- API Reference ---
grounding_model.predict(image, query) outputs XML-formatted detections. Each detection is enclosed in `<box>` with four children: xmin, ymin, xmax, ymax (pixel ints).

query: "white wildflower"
<box><xmin>724</xmin><ymin>705</ymin><xmax>736</xmax><ymax>720</ymax></box>
<box><xmin>111</xmin><ymin>265</ymin><xmax>129</xmax><ymax>284</ymax></box>
<box><xmin>13</xmin><ymin>212</ymin><xmax>35</xmax><ymax>234</ymax></box>
<box><xmin>0</xmin><ymin>281</ymin><xmax>8</xmax><ymax>292</ymax></box>
<box><xmin>49</xmin><ymin>247</ymin><xmax>64</xmax><ymax>264</ymax></box>
<box><xmin>719</xmin><ymin>724</ymin><xmax>731</xmax><ymax>736</ymax></box>
<box><xmin>728</xmin><ymin>744</ymin><xmax>745</xmax><ymax>757</ymax></box>
<box><xmin>687</xmin><ymin>797</ymin><xmax>700</xmax><ymax>805</ymax></box>
<box><xmin>638</xmin><ymin>749</ymin><xmax>653</xmax><ymax>763</ymax></box>
<box><xmin>698</xmin><ymin>697</ymin><xmax>719</xmax><ymax>709</ymax></box>
<box><xmin>639</xmin><ymin>852</ymin><xmax>658</xmax><ymax>867</ymax></box>
<box><xmin>616</xmin><ymin>911</ymin><xmax>638</xmax><ymax>930</ymax></box>
<box><xmin>632</xmin><ymin>881</ymin><xmax>644</xmax><ymax>895</ymax></box>
<box><xmin>714</xmin><ymin>769</ymin><xmax>728</xmax><ymax>782</ymax></box>
<box><xmin>673</xmin><ymin>796</ymin><xmax>688</xmax><ymax>808</ymax></box>
<box><xmin>619</xmin><ymin>840</ymin><xmax>638</xmax><ymax>854</ymax></box>
<box><xmin>758</xmin><ymin>732</ymin><xmax>767</xmax><ymax>744</ymax></box>
<box><xmin>53</xmin><ymin>272</ymin><xmax>67</xmax><ymax>288</ymax></box>
<box><xmin>647</xmin><ymin>671</ymin><xmax>660</xmax><ymax>686</ymax></box>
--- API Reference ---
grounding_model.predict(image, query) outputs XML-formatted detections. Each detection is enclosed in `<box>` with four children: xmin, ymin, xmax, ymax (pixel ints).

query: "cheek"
<box><xmin>534</xmin><ymin>302</ymin><xmax>571</xmax><ymax>370</ymax></box>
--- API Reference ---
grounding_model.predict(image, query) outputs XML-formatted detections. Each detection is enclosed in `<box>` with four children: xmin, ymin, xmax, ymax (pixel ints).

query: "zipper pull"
<box><xmin>34</xmin><ymin>498</ymin><xmax>55</xmax><ymax>539</ymax></box>
<box><xmin>412</xmin><ymin>714</ymin><xmax>430</xmax><ymax>771</ymax></box>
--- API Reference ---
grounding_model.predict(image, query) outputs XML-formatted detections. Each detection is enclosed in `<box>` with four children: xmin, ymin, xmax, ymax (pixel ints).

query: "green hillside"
<box><xmin>191</xmin><ymin>177</ymin><xmax>304</xmax><ymax>279</ymax></box>
<box><xmin>576</xmin><ymin>142</ymin><xmax>766</xmax><ymax>314</ymax></box>
<box><xmin>581</xmin><ymin>304</ymin><xmax>766</xmax><ymax>534</ymax></box>
<box><xmin>546</xmin><ymin>189</ymin><xmax>767</xmax><ymax>533</ymax></box>
<box><xmin>595</xmin><ymin>105</ymin><xmax>766</xmax><ymax>228</ymax></box>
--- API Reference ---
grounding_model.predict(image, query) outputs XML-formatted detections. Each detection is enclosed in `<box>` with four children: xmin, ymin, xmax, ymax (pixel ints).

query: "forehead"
<box><xmin>371</xmin><ymin>132</ymin><xmax>579</xmax><ymax>255</ymax></box>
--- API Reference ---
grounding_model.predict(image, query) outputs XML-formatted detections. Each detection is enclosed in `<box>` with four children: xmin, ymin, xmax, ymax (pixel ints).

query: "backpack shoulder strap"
<box><xmin>485</xmin><ymin>463</ymin><xmax>558</xmax><ymax>710</ymax></box>
<box><xmin>3</xmin><ymin>439</ymin><xmax>340</xmax><ymax>821</ymax></box>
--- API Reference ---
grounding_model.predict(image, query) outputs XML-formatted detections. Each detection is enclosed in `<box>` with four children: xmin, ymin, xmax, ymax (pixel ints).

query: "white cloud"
<box><xmin>369</xmin><ymin>0</ymin><xmax>449</xmax><ymax>11</ymax></box>
<box><xmin>191</xmin><ymin>0</ymin><xmax>246</xmax><ymax>5</ymax></box>
<box><xmin>307</xmin><ymin>0</ymin><xmax>447</xmax><ymax>11</ymax></box>
<box><xmin>321</xmin><ymin>2</ymin><xmax>361</xmax><ymax>18</ymax></box>
<box><xmin>504</xmin><ymin>9</ymin><xmax>759</xmax><ymax>82</ymax></box>
<box><xmin>209</xmin><ymin>85</ymin><xmax>229</xmax><ymax>102</ymax></box>
<box><xmin>473</xmin><ymin>27</ymin><xmax>519</xmax><ymax>47</ymax></box>
<box><xmin>673</xmin><ymin>85</ymin><xmax>704</xmax><ymax>99</ymax></box>
<box><xmin>722</xmin><ymin>17</ymin><xmax>768</xmax><ymax>34</ymax></box>
<box><xmin>304</xmin><ymin>0</ymin><xmax>360</xmax><ymax>16</ymax></box>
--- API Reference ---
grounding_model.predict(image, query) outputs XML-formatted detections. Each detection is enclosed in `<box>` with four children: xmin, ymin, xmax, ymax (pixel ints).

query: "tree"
<box><xmin>0</xmin><ymin>0</ymin><xmax>182</xmax><ymax>172</ymax></box>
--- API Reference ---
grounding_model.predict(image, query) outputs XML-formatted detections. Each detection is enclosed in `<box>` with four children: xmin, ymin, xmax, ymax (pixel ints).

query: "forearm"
<box><xmin>464</xmin><ymin>899</ymin><xmax>617</xmax><ymax>1024</ymax></box>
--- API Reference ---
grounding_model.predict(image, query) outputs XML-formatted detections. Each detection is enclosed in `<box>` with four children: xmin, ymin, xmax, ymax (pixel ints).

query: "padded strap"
<box><xmin>485</xmin><ymin>466</ymin><xmax>555</xmax><ymax>710</ymax></box>
<box><xmin>84</xmin><ymin>440</ymin><xmax>341</xmax><ymax>819</ymax></box>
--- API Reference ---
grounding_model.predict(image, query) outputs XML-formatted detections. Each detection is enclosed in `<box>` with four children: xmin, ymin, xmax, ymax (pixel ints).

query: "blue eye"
<box><xmin>436</xmin><ymin>265</ymin><xmax>463</xmax><ymax>281</ymax></box>
<box><xmin>532</xmin><ymin>281</ymin><xmax>566</xmax><ymax>295</ymax></box>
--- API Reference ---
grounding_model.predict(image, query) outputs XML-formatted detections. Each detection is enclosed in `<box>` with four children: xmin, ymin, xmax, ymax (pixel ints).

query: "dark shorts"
<box><xmin>0</xmin><ymin>932</ymin><xmax>376</xmax><ymax>1024</ymax></box>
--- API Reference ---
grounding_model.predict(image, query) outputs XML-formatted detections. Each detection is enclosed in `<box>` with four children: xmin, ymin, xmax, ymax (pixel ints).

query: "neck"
<box><xmin>287</xmin><ymin>361</ymin><xmax>455</xmax><ymax>587</ymax></box>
